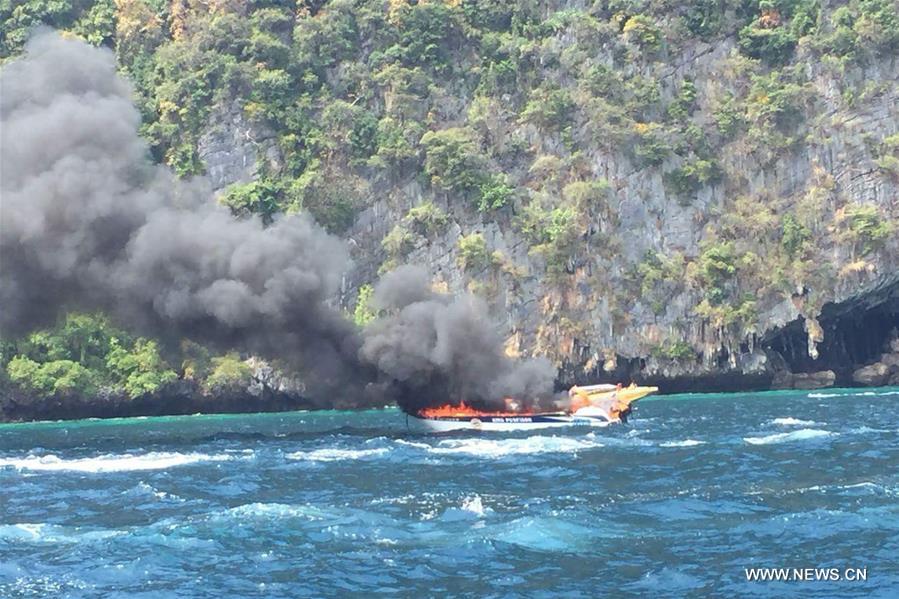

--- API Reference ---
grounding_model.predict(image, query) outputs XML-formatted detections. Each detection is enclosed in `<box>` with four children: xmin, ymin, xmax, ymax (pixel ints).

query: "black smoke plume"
<box><xmin>0</xmin><ymin>33</ymin><xmax>555</xmax><ymax>413</ymax></box>
<box><xmin>0</xmin><ymin>32</ymin><xmax>373</xmax><ymax>407</ymax></box>
<box><xmin>360</xmin><ymin>266</ymin><xmax>555</xmax><ymax>413</ymax></box>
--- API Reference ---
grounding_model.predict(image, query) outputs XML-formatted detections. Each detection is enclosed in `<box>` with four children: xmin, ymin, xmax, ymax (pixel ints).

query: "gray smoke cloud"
<box><xmin>361</xmin><ymin>265</ymin><xmax>555</xmax><ymax>412</ymax></box>
<box><xmin>0</xmin><ymin>32</ymin><xmax>372</xmax><ymax>406</ymax></box>
<box><xmin>1</xmin><ymin>32</ymin><xmax>556</xmax><ymax>413</ymax></box>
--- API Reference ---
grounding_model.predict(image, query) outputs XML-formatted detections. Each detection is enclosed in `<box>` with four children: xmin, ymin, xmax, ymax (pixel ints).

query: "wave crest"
<box><xmin>744</xmin><ymin>429</ymin><xmax>836</xmax><ymax>445</ymax></box>
<box><xmin>0</xmin><ymin>451</ymin><xmax>240</xmax><ymax>473</ymax></box>
<box><xmin>771</xmin><ymin>417</ymin><xmax>820</xmax><ymax>426</ymax></box>
<box><xmin>660</xmin><ymin>439</ymin><xmax>705</xmax><ymax>448</ymax></box>
<box><xmin>427</xmin><ymin>436</ymin><xmax>604</xmax><ymax>458</ymax></box>
<box><xmin>286</xmin><ymin>448</ymin><xmax>389</xmax><ymax>462</ymax></box>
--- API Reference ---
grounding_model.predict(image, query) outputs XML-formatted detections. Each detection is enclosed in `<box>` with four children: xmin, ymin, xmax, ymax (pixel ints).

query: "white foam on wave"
<box><xmin>487</xmin><ymin>515</ymin><xmax>606</xmax><ymax>552</ymax></box>
<box><xmin>590</xmin><ymin>433</ymin><xmax>653</xmax><ymax>448</ymax></box>
<box><xmin>744</xmin><ymin>428</ymin><xmax>836</xmax><ymax>445</ymax></box>
<box><xmin>809</xmin><ymin>389</ymin><xmax>899</xmax><ymax>400</ymax></box>
<box><xmin>439</xmin><ymin>494</ymin><xmax>493</xmax><ymax>522</ymax></box>
<box><xmin>772</xmin><ymin>417</ymin><xmax>820</xmax><ymax>426</ymax></box>
<box><xmin>848</xmin><ymin>425</ymin><xmax>889</xmax><ymax>434</ymax></box>
<box><xmin>126</xmin><ymin>481</ymin><xmax>182</xmax><ymax>501</ymax></box>
<box><xmin>660</xmin><ymin>439</ymin><xmax>705</xmax><ymax>448</ymax></box>
<box><xmin>0</xmin><ymin>523</ymin><xmax>52</xmax><ymax>541</ymax></box>
<box><xmin>0</xmin><ymin>451</ymin><xmax>239</xmax><ymax>473</ymax></box>
<box><xmin>392</xmin><ymin>439</ymin><xmax>432</xmax><ymax>450</ymax></box>
<box><xmin>215</xmin><ymin>502</ymin><xmax>401</xmax><ymax>538</ymax></box>
<box><xmin>286</xmin><ymin>447</ymin><xmax>390</xmax><ymax>462</ymax></box>
<box><xmin>790</xmin><ymin>481</ymin><xmax>883</xmax><ymax>494</ymax></box>
<box><xmin>0</xmin><ymin>522</ymin><xmax>125</xmax><ymax>544</ymax></box>
<box><xmin>840</xmin><ymin>482</ymin><xmax>880</xmax><ymax>491</ymax></box>
<box><xmin>461</xmin><ymin>494</ymin><xmax>489</xmax><ymax>517</ymax></box>
<box><xmin>220</xmin><ymin>502</ymin><xmax>331</xmax><ymax>521</ymax></box>
<box><xmin>424</xmin><ymin>435</ymin><xmax>604</xmax><ymax>458</ymax></box>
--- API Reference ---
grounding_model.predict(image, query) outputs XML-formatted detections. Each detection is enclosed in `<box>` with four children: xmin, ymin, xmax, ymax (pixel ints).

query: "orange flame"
<box><xmin>417</xmin><ymin>401</ymin><xmax>532</xmax><ymax>418</ymax></box>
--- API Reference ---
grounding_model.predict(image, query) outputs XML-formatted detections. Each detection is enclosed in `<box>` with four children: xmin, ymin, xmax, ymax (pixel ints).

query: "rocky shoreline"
<box><xmin>4</xmin><ymin>350</ymin><xmax>898</xmax><ymax>423</ymax></box>
<box><xmin>4</xmin><ymin>327</ymin><xmax>898</xmax><ymax>424</ymax></box>
<box><xmin>850</xmin><ymin>338</ymin><xmax>899</xmax><ymax>387</ymax></box>
<box><xmin>0</xmin><ymin>378</ymin><xmax>317</xmax><ymax>424</ymax></box>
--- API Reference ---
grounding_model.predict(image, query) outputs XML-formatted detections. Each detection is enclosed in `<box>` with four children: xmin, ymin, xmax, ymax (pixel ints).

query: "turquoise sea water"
<box><xmin>1</xmin><ymin>388</ymin><xmax>898</xmax><ymax>598</ymax></box>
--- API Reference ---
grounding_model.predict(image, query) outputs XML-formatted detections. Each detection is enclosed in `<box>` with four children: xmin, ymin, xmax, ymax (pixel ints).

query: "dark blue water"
<box><xmin>1</xmin><ymin>388</ymin><xmax>898</xmax><ymax>598</ymax></box>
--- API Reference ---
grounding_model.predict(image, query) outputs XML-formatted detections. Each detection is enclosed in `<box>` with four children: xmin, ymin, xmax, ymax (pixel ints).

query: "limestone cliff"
<box><xmin>192</xmin><ymin>2</ymin><xmax>898</xmax><ymax>390</ymax></box>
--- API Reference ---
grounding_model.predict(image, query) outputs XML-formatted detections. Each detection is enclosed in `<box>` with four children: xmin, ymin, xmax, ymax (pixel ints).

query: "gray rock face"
<box><xmin>0</xmin><ymin>379</ymin><xmax>313</xmax><ymax>423</ymax></box>
<box><xmin>882</xmin><ymin>353</ymin><xmax>899</xmax><ymax>369</ymax></box>
<box><xmin>245</xmin><ymin>357</ymin><xmax>306</xmax><ymax>398</ymax></box>
<box><xmin>197</xmin><ymin>102</ymin><xmax>280</xmax><ymax>192</ymax></box>
<box><xmin>852</xmin><ymin>362</ymin><xmax>890</xmax><ymax>386</ymax></box>
<box><xmin>793</xmin><ymin>371</ymin><xmax>837</xmax><ymax>390</ymax></box>
<box><xmin>847</xmin><ymin>336</ymin><xmax>899</xmax><ymax>387</ymax></box>
<box><xmin>772</xmin><ymin>369</ymin><xmax>836</xmax><ymax>390</ymax></box>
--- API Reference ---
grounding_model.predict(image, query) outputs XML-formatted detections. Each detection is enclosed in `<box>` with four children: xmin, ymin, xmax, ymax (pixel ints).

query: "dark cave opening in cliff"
<box><xmin>764</xmin><ymin>280</ymin><xmax>899</xmax><ymax>385</ymax></box>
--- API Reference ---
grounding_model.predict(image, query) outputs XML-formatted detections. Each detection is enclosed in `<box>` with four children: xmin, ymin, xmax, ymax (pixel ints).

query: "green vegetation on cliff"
<box><xmin>3</xmin><ymin>314</ymin><xmax>175</xmax><ymax>398</ymax></box>
<box><xmin>7</xmin><ymin>1</ymin><xmax>894</xmax><ymax>222</ymax></box>
<box><xmin>1</xmin><ymin>313</ymin><xmax>248</xmax><ymax>399</ymax></box>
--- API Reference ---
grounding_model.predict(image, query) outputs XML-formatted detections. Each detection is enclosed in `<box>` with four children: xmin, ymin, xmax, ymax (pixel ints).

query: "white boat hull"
<box><xmin>407</xmin><ymin>412</ymin><xmax>613</xmax><ymax>432</ymax></box>
<box><xmin>406</xmin><ymin>383</ymin><xmax>658</xmax><ymax>432</ymax></box>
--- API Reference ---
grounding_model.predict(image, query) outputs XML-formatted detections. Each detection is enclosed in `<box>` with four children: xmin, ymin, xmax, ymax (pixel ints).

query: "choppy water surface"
<box><xmin>2</xmin><ymin>388</ymin><xmax>898</xmax><ymax>598</ymax></box>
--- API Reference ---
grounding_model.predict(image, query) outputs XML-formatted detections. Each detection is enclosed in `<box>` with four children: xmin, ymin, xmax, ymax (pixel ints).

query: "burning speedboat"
<box><xmin>408</xmin><ymin>383</ymin><xmax>658</xmax><ymax>432</ymax></box>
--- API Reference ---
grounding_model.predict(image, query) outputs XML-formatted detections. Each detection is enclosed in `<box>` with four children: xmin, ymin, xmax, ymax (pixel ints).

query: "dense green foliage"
<box><xmin>7</xmin><ymin>356</ymin><xmax>97</xmax><ymax>396</ymax></box>
<box><xmin>1</xmin><ymin>313</ymin><xmax>244</xmax><ymax>398</ymax></box>
<box><xmin>205</xmin><ymin>353</ymin><xmax>254</xmax><ymax>391</ymax></box>
<box><xmin>457</xmin><ymin>233</ymin><xmax>491</xmax><ymax>272</ymax></box>
<box><xmin>518</xmin><ymin>203</ymin><xmax>582</xmax><ymax>278</ymax></box>
<box><xmin>782</xmin><ymin>213</ymin><xmax>811</xmax><ymax>258</ymax></box>
<box><xmin>651</xmin><ymin>340</ymin><xmax>697</xmax><ymax>362</ymax></box>
<box><xmin>405</xmin><ymin>201</ymin><xmax>448</xmax><ymax>236</ymax></box>
<box><xmin>839</xmin><ymin>203</ymin><xmax>892</xmax><ymax>255</ymax></box>
<box><xmin>220</xmin><ymin>179</ymin><xmax>283</xmax><ymax>224</ymax></box>
<box><xmin>352</xmin><ymin>284</ymin><xmax>377</xmax><ymax>328</ymax></box>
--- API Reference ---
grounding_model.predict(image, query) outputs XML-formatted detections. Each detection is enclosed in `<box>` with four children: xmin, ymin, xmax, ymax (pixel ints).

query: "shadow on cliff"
<box><xmin>559</xmin><ymin>277</ymin><xmax>899</xmax><ymax>394</ymax></box>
